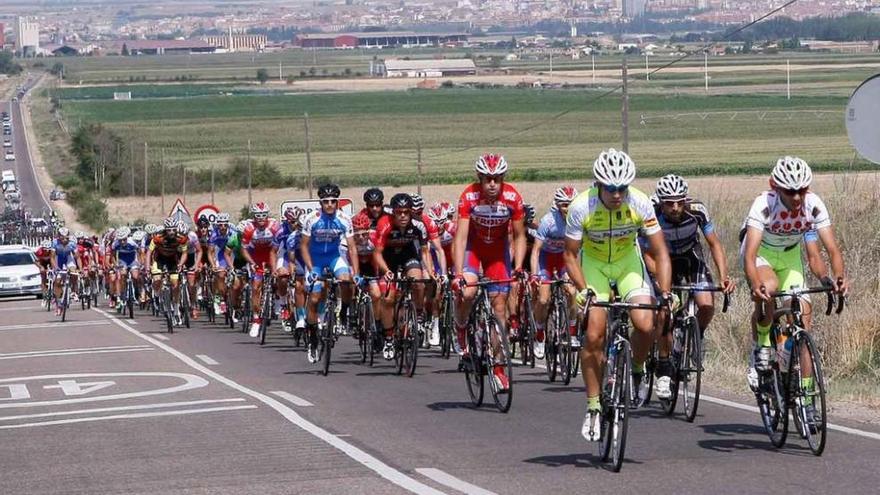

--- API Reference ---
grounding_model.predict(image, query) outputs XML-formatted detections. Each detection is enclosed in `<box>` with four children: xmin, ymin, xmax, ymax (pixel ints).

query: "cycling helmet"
<box><xmin>106</xmin><ymin>227</ymin><xmax>116</xmax><ymax>236</ymax></box>
<box><xmin>352</xmin><ymin>212</ymin><xmax>371</xmax><ymax>231</ymax></box>
<box><xmin>427</xmin><ymin>203</ymin><xmax>446</xmax><ymax>223</ymax></box>
<box><xmin>283</xmin><ymin>207</ymin><xmax>298</xmax><ymax>222</ymax></box>
<box><xmin>523</xmin><ymin>203</ymin><xmax>536</xmax><ymax>224</ymax></box>
<box><xmin>197</xmin><ymin>217</ymin><xmax>210</xmax><ymax>228</ymax></box>
<box><xmin>553</xmin><ymin>186</ymin><xmax>578</xmax><ymax>204</ymax></box>
<box><xmin>440</xmin><ymin>201</ymin><xmax>454</xmax><ymax>219</ymax></box>
<box><xmin>74</xmin><ymin>230</ymin><xmax>86</xmax><ymax>240</ymax></box>
<box><xmin>474</xmin><ymin>153</ymin><xmax>508</xmax><ymax>176</ymax></box>
<box><xmin>116</xmin><ymin>226</ymin><xmax>131</xmax><ymax>239</ymax></box>
<box><xmin>390</xmin><ymin>193</ymin><xmax>414</xmax><ymax>210</ymax></box>
<box><xmin>655</xmin><ymin>174</ymin><xmax>688</xmax><ymax>200</ymax></box>
<box><xmin>40</xmin><ymin>240</ymin><xmax>52</xmax><ymax>249</ymax></box>
<box><xmin>250</xmin><ymin>202</ymin><xmax>270</xmax><ymax>217</ymax></box>
<box><xmin>297</xmin><ymin>212</ymin><xmax>309</xmax><ymax>227</ymax></box>
<box><xmin>317</xmin><ymin>183</ymin><xmax>341</xmax><ymax>199</ymax></box>
<box><xmin>144</xmin><ymin>224</ymin><xmax>157</xmax><ymax>235</ymax></box>
<box><xmin>410</xmin><ymin>193</ymin><xmax>425</xmax><ymax>212</ymax></box>
<box><xmin>216</xmin><ymin>213</ymin><xmax>230</xmax><ymax>224</ymax></box>
<box><xmin>363</xmin><ymin>188</ymin><xmax>384</xmax><ymax>204</ymax></box>
<box><xmin>177</xmin><ymin>221</ymin><xmax>189</xmax><ymax>235</ymax></box>
<box><xmin>771</xmin><ymin>156</ymin><xmax>812</xmax><ymax>190</ymax></box>
<box><xmin>163</xmin><ymin>217</ymin><xmax>177</xmax><ymax>230</ymax></box>
<box><xmin>132</xmin><ymin>231</ymin><xmax>146</xmax><ymax>243</ymax></box>
<box><xmin>58</xmin><ymin>227</ymin><xmax>70</xmax><ymax>237</ymax></box>
<box><xmin>593</xmin><ymin>148</ymin><xmax>636</xmax><ymax>187</ymax></box>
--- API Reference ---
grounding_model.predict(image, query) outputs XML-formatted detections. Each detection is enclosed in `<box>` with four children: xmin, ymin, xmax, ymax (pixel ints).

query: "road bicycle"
<box><xmin>461</xmin><ymin>277</ymin><xmax>514</xmax><ymax>413</ymax></box>
<box><xmin>310</xmin><ymin>269</ymin><xmax>346</xmax><ymax>376</ymax></box>
<box><xmin>545</xmin><ymin>277</ymin><xmax>575</xmax><ymax>384</ymax></box>
<box><xmin>118</xmin><ymin>266</ymin><xmax>138</xmax><ymax>320</ymax></box>
<box><xmin>157</xmin><ymin>270</ymin><xmax>176</xmax><ymax>333</ymax></box>
<box><xmin>257</xmin><ymin>268</ymin><xmax>275</xmax><ymax>346</ymax></box>
<box><xmin>511</xmin><ymin>275</ymin><xmax>537</xmax><ymax>368</ymax></box>
<box><xmin>754</xmin><ymin>284</ymin><xmax>844</xmax><ymax>456</ymax></box>
<box><xmin>389</xmin><ymin>276</ymin><xmax>434</xmax><ymax>377</ymax></box>
<box><xmin>56</xmin><ymin>269</ymin><xmax>71</xmax><ymax>322</ymax></box>
<box><xmin>436</xmin><ymin>276</ymin><xmax>455</xmax><ymax>359</ymax></box>
<box><xmin>354</xmin><ymin>277</ymin><xmax>381</xmax><ymax>366</ymax></box>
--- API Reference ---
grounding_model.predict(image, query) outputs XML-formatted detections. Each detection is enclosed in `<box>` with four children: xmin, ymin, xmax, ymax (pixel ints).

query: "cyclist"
<box><xmin>351</xmin><ymin>211</ymin><xmax>383</xmax><ymax>344</ymax></box>
<box><xmin>131</xmin><ymin>230</ymin><xmax>148</xmax><ymax>303</ymax></box>
<box><xmin>563</xmin><ymin>148</ymin><xmax>672</xmax><ymax>442</ymax></box>
<box><xmin>146</xmin><ymin>218</ymin><xmax>189</xmax><ymax>317</ymax></box>
<box><xmin>374</xmin><ymin>193</ymin><xmax>434</xmax><ymax>359</ymax></box>
<box><xmin>188</xmin><ymin>218</ymin><xmax>213</xmax><ymax>320</ymax></box>
<box><xmin>452</xmin><ymin>153</ymin><xmax>527</xmax><ymax>392</ymax></box>
<box><xmin>34</xmin><ymin>240</ymin><xmax>53</xmax><ymax>295</ymax></box>
<box><xmin>100</xmin><ymin>228</ymin><xmax>116</xmax><ymax>296</ymax></box>
<box><xmin>111</xmin><ymin>227</ymin><xmax>143</xmax><ymax>310</ymax></box>
<box><xmin>241</xmin><ymin>202</ymin><xmax>281</xmax><ymax>337</ymax></box>
<box><xmin>50</xmin><ymin>227</ymin><xmax>80</xmax><ymax>316</ymax></box>
<box><xmin>644</xmin><ymin>174</ymin><xmax>735</xmax><ymax>400</ymax></box>
<box><xmin>411</xmin><ymin>193</ymin><xmax>446</xmax><ymax>344</ymax></box>
<box><xmin>274</xmin><ymin>207</ymin><xmax>300</xmax><ymax>332</ymax></box>
<box><xmin>225</xmin><ymin>220</ymin><xmax>251</xmax><ymax>323</ymax></box>
<box><xmin>359</xmin><ymin>187</ymin><xmax>387</xmax><ymax>228</ymax></box>
<box><xmin>300</xmin><ymin>184</ymin><xmax>359</xmax><ymax>363</ymax></box>
<box><xmin>208</xmin><ymin>213</ymin><xmax>234</xmax><ymax>317</ymax></box>
<box><xmin>741</xmin><ymin>157</ymin><xmax>847</xmax><ymax>418</ymax></box>
<box><xmin>427</xmin><ymin>201</ymin><xmax>456</xmax><ymax>345</ymax></box>
<box><xmin>75</xmin><ymin>231</ymin><xmax>98</xmax><ymax>303</ymax></box>
<box><xmin>530</xmin><ymin>186</ymin><xmax>579</xmax><ymax>360</ymax></box>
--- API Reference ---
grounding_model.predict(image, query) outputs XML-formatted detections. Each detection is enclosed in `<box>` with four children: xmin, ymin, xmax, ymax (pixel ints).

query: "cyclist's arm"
<box><xmin>815</xmin><ymin>226</ymin><xmax>847</xmax><ymax>295</ymax></box>
<box><xmin>742</xmin><ymin>227</ymin><xmax>765</xmax><ymax>295</ymax></box>
<box><xmin>145</xmin><ymin>243</ymin><xmax>153</xmax><ymax>270</ymax></box>
<box><xmin>529</xmin><ymin>238</ymin><xmax>543</xmax><ymax>277</ymax></box>
<box><xmin>642</xmin><ymin>248</ymin><xmax>658</xmax><ymax>277</ymax></box>
<box><xmin>299</xmin><ymin>236</ymin><xmax>313</xmax><ymax>273</ymax></box>
<box><xmin>563</xmin><ymin>238</ymin><xmax>585</xmax><ymax>291</ymax></box>
<box><xmin>421</xmin><ymin>243</ymin><xmax>434</xmax><ymax>276</ymax></box>
<box><xmin>373</xmin><ymin>243</ymin><xmax>391</xmax><ymax>275</ymax></box>
<box><xmin>429</xmin><ymin>237</ymin><xmax>445</xmax><ymax>275</ymax></box>
<box><xmin>208</xmin><ymin>245</ymin><xmax>218</xmax><ymax>270</ymax></box>
<box><xmin>452</xmin><ymin>217</ymin><xmax>469</xmax><ymax>276</ymax></box>
<box><xmin>194</xmin><ymin>243</ymin><xmax>204</xmax><ymax>270</ymax></box>
<box><xmin>511</xmin><ymin>218</ymin><xmax>526</xmax><ymax>272</ymax></box>
<box><xmin>703</xmin><ymin>230</ymin><xmax>730</xmax><ymax>286</ymax></box>
<box><xmin>804</xmin><ymin>236</ymin><xmax>827</xmax><ymax>281</ymax></box>
<box><xmin>345</xmin><ymin>235</ymin><xmax>360</xmax><ymax>277</ymax></box>
<box><xmin>177</xmin><ymin>245</ymin><xmax>188</xmax><ymax>271</ymax></box>
<box><xmin>644</xmin><ymin>231</ymin><xmax>671</xmax><ymax>294</ymax></box>
<box><xmin>224</xmin><ymin>246</ymin><xmax>234</xmax><ymax>269</ymax></box>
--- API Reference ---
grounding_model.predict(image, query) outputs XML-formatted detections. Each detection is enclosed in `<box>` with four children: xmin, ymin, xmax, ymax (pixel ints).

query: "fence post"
<box><xmin>210</xmin><ymin>163</ymin><xmax>215</xmax><ymax>205</ymax></box>
<box><xmin>160</xmin><ymin>148</ymin><xmax>165</xmax><ymax>215</ymax></box>
<box><xmin>304</xmin><ymin>113</ymin><xmax>313</xmax><ymax>199</ymax></box>
<box><xmin>182</xmin><ymin>165</ymin><xmax>187</xmax><ymax>206</ymax></box>
<box><xmin>143</xmin><ymin>142</ymin><xmax>148</xmax><ymax>201</ymax></box>
<box><xmin>247</xmin><ymin>139</ymin><xmax>252</xmax><ymax>207</ymax></box>
<box><xmin>621</xmin><ymin>57</ymin><xmax>629</xmax><ymax>154</ymax></box>
<box><xmin>416</xmin><ymin>141</ymin><xmax>423</xmax><ymax>195</ymax></box>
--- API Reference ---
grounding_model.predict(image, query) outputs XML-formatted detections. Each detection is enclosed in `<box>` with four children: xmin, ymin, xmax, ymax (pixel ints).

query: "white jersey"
<box><xmin>744</xmin><ymin>190</ymin><xmax>830</xmax><ymax>250</ymax></box>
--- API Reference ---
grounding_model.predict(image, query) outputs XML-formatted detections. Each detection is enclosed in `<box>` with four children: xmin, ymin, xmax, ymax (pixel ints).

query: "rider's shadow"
<box><xmin>523</xmin><ymin>452</ymin><xmax>643</xmax><ymax>471</ymax></box>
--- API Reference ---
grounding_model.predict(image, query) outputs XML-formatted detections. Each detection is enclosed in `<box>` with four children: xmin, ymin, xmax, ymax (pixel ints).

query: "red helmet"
<box><xmin>283</xmin><ymin>207</ymin><xmax>298</xmax><ymax>222</ymax></box>
<box><xmin>427</xmin><ymin>203</ymin><xmax>446</xmax><ymax>223</ymax></box>
<box><xmin>474</xmin><ymin>153</ymin><xmax>508</xmax><ymax>175</ymax></box>
<box><xmin>352</xmin><ymin>212</ymin><xmax>371</xmax><ymax>232</ymax></box>
<box><xmin>554</xmin><ymin>186</ymin><xmax>578</xmax><ymax>204</ymax></box>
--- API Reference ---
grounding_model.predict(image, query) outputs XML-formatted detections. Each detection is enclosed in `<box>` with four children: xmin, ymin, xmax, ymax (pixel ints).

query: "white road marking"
<box><xmin>0</xmin><ymin>405</ymin><xmax>257</xmax><ymax>430</ymax></box>
<box><xmin>196</xmin><ymin>354</ymin><xmax>219</xmax><ymax>365</ymax></box>
<box><xmin>0</xmin><ymin>320</ymin><xmax>110</xmax><ymax>331</ymax></box>
<box><xmin>0</xmin><ymin>345</ymin><xmax>153</xmax><ymax>360</ymax></box>
<box><xmin>0</xmin><ymin>372</ymin><xmax>209</xmax><ymax>409</ymax></box>
<box><xmin>416</xmin><ymin>469</ymin><xmax>498</xmax><ymax>495</ymax></box>
<box><xmin>128</xmin><ymin>320</ymin><xmax>139</xmax><ymax>325</ymax></box>
<box><xmin>96</xmin><ymin>309</ymin><xmax>446</xmax><ymax>495</ymax></box>
<box><xmin>152</xmin><ymin>334</ymin><xmax>170</xmax><ymax>341</ymax></box>
<box><xmin>516</xmin><ymin>358</ymin><xmax>880</xmax><ymax>442</ymax></box>
<box><xmin>0</xmin><ymin>398</ymin><xmax>247</xmax><ymax>422</ymax></box>
<box><xmin>270</xmin><ymin>391</ymin><xmax>314</xmax><ymax>407</ymax></box>
<box><xmin>44</xmin><ymin>380</ymin><xmax>116</xmax><ymax>396</ymax></box>
<box><xmin>0</xmin><ymin>306</ymin><xmax>41</xmax><ymax>312</ymax></box>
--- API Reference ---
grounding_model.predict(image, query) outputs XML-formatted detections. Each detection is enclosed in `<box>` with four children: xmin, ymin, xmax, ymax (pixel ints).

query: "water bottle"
<box><xmin>672</xmin><ymin>327</ymin><xmax>683</xmax><ymax>357</ymax></box>
<box><xmin>777</xmin><ymin>335</ymin><xmax>792</xmax><ymax>372</ymax></box>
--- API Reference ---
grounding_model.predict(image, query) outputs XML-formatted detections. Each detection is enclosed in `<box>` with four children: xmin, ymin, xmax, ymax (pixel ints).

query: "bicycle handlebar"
<box><xmin>671</xmin><ymin>284</ymin><xmax>730</xmax><ymax>314</ymax></box>
<box><xmin>767</xmin><ymin>285</ymin><xmax>845</xmax><ymax>316</ymax></box>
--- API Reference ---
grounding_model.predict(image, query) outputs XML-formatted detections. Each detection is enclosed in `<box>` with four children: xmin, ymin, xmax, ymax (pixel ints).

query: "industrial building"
<box><xmin>113</xmin><ymin>39</ymin><xmax>217</xmax><ymax>55</ymax></box>
<box><xmin>201</xmin><ymin>29</ymin><xmax>267</xmax><ymax>52</ymax></box>
<box><xmin>294</xmin><ymin>32</ymin><xmax>468</xmax><ymax>49</ymax></box>
<box><xmin>15</xmin><ymin>16</ymin><xmax>39</xmax><ymax>54</ymax></box>
<box><xmin>377</xmin><ymin>58</ymin><xmax>476</xmax><ymax>78</ymax></box>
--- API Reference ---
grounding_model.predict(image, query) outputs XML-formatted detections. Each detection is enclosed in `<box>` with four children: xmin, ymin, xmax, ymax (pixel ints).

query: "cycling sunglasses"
<box><xmin>779</xmin><ymin>187</ymin><xmax>808</xmax><ymax>196</ymax></box>
<box><xmin>602</xmin><ymin>184</ymin><xmax>629</xmax><ymax>194</ymax></box>
<box><xmin>321</xmin><ymin>199</ymin><xmax>339</xmax><ymax>205</ymax></box>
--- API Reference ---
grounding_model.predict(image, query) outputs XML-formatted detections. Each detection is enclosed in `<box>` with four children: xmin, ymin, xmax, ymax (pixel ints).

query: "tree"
<box><xmin>0</xmin><ymin>51</ymin><xmax>22</xmax><ymax>75</ymax></box>
<box><xmin>256</xmin><ymin>68</ymin><xmax>269</xmax><ymax>84</ymax></box>
<box><xmin>50</xmin><ymin>62</ymin><xmax>64</xmax><ymax>77</ymax></box>
<box><xmin>121</xmin><ymin>43</ymin><xmax>129</xmax><ymax>56</ymax></box>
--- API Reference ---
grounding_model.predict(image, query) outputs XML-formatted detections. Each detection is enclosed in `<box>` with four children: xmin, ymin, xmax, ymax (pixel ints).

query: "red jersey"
<box><xmin>76</xmin><ymin>243</ymin><xmax>94</xmax><ymax>265</ymax></box>
<box><xmin>241</xmin><ymin>219</ymin><xmax>281</xmax><ymax>258</ymax></box>
<box><xmin>457</xmin><ymin>182</ymin><xmax>524</xmax><ymax>245</ymax></box>
<box><xmin>419</xmin><ymin>213</ymin><xmax>439</xmax><ymax>241</ymax></box>
<box><xmin>35</xmin><ymin>247</ymin><xmax>52</xmax><ymax>262</ymax></box>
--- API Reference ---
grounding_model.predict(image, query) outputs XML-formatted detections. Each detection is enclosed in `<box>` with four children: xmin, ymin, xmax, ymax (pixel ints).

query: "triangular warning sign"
<box><xmin>167</xmin><ymin>198</ymin><xmax>193</xmax><ymax>229</ymax></box>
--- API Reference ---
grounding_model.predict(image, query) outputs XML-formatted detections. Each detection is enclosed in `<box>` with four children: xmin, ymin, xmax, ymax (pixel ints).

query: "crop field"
<box><xmin>59</xmin><ymin>87</ymin><xmax>867</xmax><ymax>186</ymax></box>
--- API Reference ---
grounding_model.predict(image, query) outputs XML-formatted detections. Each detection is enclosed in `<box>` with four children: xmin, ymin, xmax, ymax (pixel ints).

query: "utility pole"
<box><xmin>621</xmin><ymin>57</ymin><xmax>629</xmax><ymax>154</ymax></box>
<box><xmin>591</xmin><ymin>54</ymin><xmax>595</xmax><ymax>84</ymax></box>
<box><xmin>182</xmin><ymin>166</ymin><xmax>187</xmax><ymax>206</ymax></box>
<box><xmin>645</xmin><ymin>53</ymin><xmax>649</xmax><ymax>81</ymax></box>
<box><xmin>416</xmin><ymin>141</ymin><xmax>423</xmax><ymax>195</ymax></box>
<box><xmin>304</xmin><ymin>113</ymin><xmax>313</xmax><ymax>199</ymax></box>
<box><xmin>160</xmin><ymin>148</ymin><xmax>165</xmax><ymax>214</ymax></box>
<box><xmin>210</xmin><ymin>163</ymin><xmax>215</xmax><ymax>205</ymax></box>
<box><xmin>786</xmin><ymin>59</ymin><xmax>791</xmax><ymax>100</ymax></box>
<box><xmin>143</xmin><ymin>142</ymin><xmax>148</xmax><ymax>200</ymax></box>
<box><xmin>247</xmin><ymin>139</ymin><xmax>252</xmax><ymax>207</ymax></box>
<box><xmin>704</xmin><ymin>50</ymin><xmax>709</xmax><ymax>93</ymax></box>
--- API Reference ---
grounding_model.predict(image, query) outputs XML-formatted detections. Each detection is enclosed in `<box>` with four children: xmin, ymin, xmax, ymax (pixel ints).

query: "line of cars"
<box><xmin>2</xmin><ymin>111</ymin><xmax>13</xmax><ymax>163</ymax></box>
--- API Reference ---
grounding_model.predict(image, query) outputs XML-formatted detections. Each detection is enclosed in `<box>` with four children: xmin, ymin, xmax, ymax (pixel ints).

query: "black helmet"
<box><xmin>363</xmin><ymin>188</ymin><xmax>384</xmax><ymax>204</ymax></box>
<box><xmin>197</xmin><ymin>217</ymin><xmax>210</xmax><ymax>228</ymax></box>
<box><xmin>318</xmin><ymin>183</ymin><xmax>341</xmax><ymax>199</ymax></box>
<box><xmin>389</xmin><ymin>193</ymin><xmax>414</xmax><ymax>210</ymax></box>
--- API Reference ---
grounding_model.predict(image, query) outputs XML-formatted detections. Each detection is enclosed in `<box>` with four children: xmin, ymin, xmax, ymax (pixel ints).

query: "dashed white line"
<box><xmin>0</xmin><ymin>398</ymin><xmax>248</xmax><ymax>422</ymax></box>
<box><xmin>95</xmin><ymin>308</ymin><xmax>446</xmax><ymax>495</ymax></box>
<box><xmin>271</xmin><ymin>391</ymin><xmax>314</xmax><ymax>407</ymax></box>
<box><xmin>0</xmin><ymin>320</ymin><xmax>110</xmax><ymax>331</ymax></box>
<box><xmin>152</xmin><ymin>334</ymin><xmax>170</xmax><ymax>341</ymax></box>
<box><xmin>196</xmin><ymin>354</ymin><xmax>219</xmax><ymax>365</ymax></box>
<box><xmin>416</xmin><ymin>469</ymin><xmax>498</xmax><ymax>495</ymax></box>
<box><xmin>0</xmin><ymin>405</ymin><xmax>257</xmax><ymax>429</ymax></box>
<box><xmin>0</xmin><ymin>345</ymin><xmax>153</xmax><ymax>360</ymax></box>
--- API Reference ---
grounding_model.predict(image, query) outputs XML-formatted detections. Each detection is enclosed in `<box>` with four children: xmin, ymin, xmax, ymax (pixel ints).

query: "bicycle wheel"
<box><xmin>681</xmin><ymin>318</ymin><xmax>702</xmax><ymax>422</ymax></box>
<box><xmin>61</xmin><ymin>284</ymin><xmax>68</xmax><ymax>322</ymax></box>
<box><xmin>91</xmin><ymin>278</ymin><xmax>99</xmax><ymax>307</ymax></box>
<box><xmin>259</xmin><ymin>287</ymin><xmax>272</xmax><ymax>346</ymax></box>
<box><xmin>463</xmin><ymin>328</ymin><xmax>484</xmax><ymax>407</ymax></box>
<box><xmin>163</xmin><ymin>288</ymin><xmax>174</xmax><ymax>333</ymax></box>
<box><xmin>357</xmin><ymin>299</ymin><xmax>369</xmax><ymax>364</ymax></box>
<box><xmin>521</xmin><ymin>298</ymin><xmax>537</xmax><ymax>368</ymax></box>
<box><xmin>756</xmin><ymin>363</ymin><xmax>788</xmax><ymax>448</ymax></box>
<box><xmin>320</xmin><ymin>307</ymin><xmax>335</xmax><ymax>376</ymax></box>
<box><xmin>402</xmin><ymin>302</ymin><xmax>419</xmax><ymax>377</ymax></box>
<box><xmin>80</xmin><ymin>283</ymin><xmax>87</xmax><ymax>311</ymax></box>
<box><xmin>240</xmin><ymin>287</ymin><xmax>252</xmax><ymax>334</ymax></box>
<box><xmin>545</xmin><ymin>305</ymin><xmax>559</xmax><ymax>383</ymax></box>
<box><xmin>486</xmin><ymin>317</ymin><xmax>513</xmax><ymax>413</ymax></box>
<box><xmin>439</xmin><ymin>292</ymin><xmax>453</xmax><ymax>359</ymax></box>
<box><xmin>601</xmin><ymin>339</ymin><xmax>631</xmax><ymax>472</ymax></box>
<box><xmin>793</xmin><ymin>332</ymin><xmax>827</xmax><ymax>455</ymax></box>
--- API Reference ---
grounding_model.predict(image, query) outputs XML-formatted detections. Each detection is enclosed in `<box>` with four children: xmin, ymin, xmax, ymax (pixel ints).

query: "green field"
<box><xmin>59</xmin><ymin>86</ymin><xmax>864</xmax><ymax>186</ymax></box>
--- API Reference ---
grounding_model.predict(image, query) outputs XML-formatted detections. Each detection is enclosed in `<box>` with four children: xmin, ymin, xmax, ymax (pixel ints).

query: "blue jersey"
<box><xmin>52</xmin><ymin>239</ymin><xmax>77</xmax><ymax>266</ymax></box>
<box><xmin>302</xmin><ymin>211</ymin><xmax>353</xmax><ymax>257</ymax></box>
<box><xmin>534</xmin><ymin>208</ymin><xmax>567</xmax><ymax>254</ymax></box>
<box><xmin>210</xmin><ymin>226</ymin><xmax>234</xmax><ymax>254</ymax></box>
<box><xmin>112</xmin><ymin>238</ymin><xmax>140</xmax><ymax>264</ymax></box>
<box><xmin>285</xmin><ymin>230</ymin><xmax>304</xmax><ymax>264</ymax></box>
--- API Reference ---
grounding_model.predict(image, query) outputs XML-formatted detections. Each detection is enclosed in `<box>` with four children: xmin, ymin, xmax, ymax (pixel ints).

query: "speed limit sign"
<box><xmin>194</xmin><ymin>204</ymin><xmax>219</xmax><ymax>224</ymax></box>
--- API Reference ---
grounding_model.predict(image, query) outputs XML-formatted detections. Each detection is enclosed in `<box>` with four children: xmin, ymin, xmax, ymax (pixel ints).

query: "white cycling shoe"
<box><xmin>533</xmin><ymin>341</ymin><xmax>545</xmax><ymax>360</ymax></box>
<box><xmin>656</xmin><ymin>376</ymin><xmax>672</xmax><ymax>400</ymax></box>
<box><xmin>581</xmin><ymin>410</ymin><xmax>601</xmax><ymax>442</ymax></box>
<box><xmin>249</xmin><ymin>320</ymin><xmax>261</xmax><ymax>338</ymax></box>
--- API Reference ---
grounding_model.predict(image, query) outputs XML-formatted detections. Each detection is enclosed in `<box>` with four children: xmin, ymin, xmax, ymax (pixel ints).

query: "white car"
<box><xmin>0</xmin><ymin>245</ymin><xmax>42</xmax><ymax>298</ymax></box>
<box><xmin>4</xmin><ymin>152</ymin><xmax>14</xmax><ymax>161</ymax></box>
<box><xmin>2</xmin><ymin>140</ymin><xmax>10</xmax><ymax>148</ymax></box>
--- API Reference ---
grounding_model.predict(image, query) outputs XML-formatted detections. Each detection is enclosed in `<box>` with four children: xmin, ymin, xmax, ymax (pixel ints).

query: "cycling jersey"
<box><xmin>357</xmin><ymin>207</ymin><xmax>387</xmax><ymax>229</ymax></box>
<box><xmin>35</xmin><ymin>247</ymin><xmax>52</xmax><ymax>267</ymax></box>
<box><xmin>209</xmin><ymin>225</ymin><xmax>234</xmax><ymax>268</ymax></box>
<box><xmin>375</xmin><ymin>215</ymin><xmax>428</xmax><ymax>272</ymax></box>
<box><xmin>302</xmin><ymin>211</ymin><xmax>352</xmax><ymax>256</ymax></box>
<box><xmin>744</xmin><ymin>190</ymin><xmax>830</xmax><ymax>251</ymax></box>
<box><xmin>419</xmin><ymin>213</ymin><xmax>439</xmax><ymax>241</ymax></box>
<box><xmin>457</xmin><ymin>182</ymin><xmax>524</xmax><ymax>245</ymax></box>
<box><xmin>654</xmin><ymin>200</ymin><xmax>714</xmax><ymax>257</ymax></box>
<box><xmin>226</xmin><ymin>231</ymin><xmax>247</xmax><ymax>270</ymax></box>
<box><xmin>76</xmin><ymin>242</ymin><xmax>94</xmax><ymax>267</ymax></box>
<box><xmin>431</xmin><ymin>221</ymin><xmax>455</xmax><ymax>275</ymax></box>
<box><xmin>352</xmin><ymin>229</ymin><xmax>378</xmax><ymax>277</ymax></box>
<box><xmin>148</xmin><ymin>233</ymin><xmax>188</xmax><ymax>259</ymax></box>
<box><xmin>565</xmin><ymin>186</ymin><xmax>660</xmax><ymax>263</ymax></box>
<box><xmin>52</xmin><ymin>239</ymin><xmax>77</xmax><ymax>269</ymax></box>
<box><xmin>283</xmin><ymin>230</ymin><xmax>306</xmax><ymax>275</ymax></box>
<box><xmin>112</xmin><ymin>238</ymin><xmax>141</xmax><ymax>267</ymax></box>
<box><xmin>534</xmin><ymin>208</ymin><xmax>568</xmax><ymax>281</ymax></box>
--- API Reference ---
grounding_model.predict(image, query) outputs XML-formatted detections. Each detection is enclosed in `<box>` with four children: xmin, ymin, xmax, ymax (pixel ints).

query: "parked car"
<box><xmin>4</xmin><ymin>152</ymin><xmax>14</xmax><ymax>161</ymax></box>
<box><xmin>49</xmin><ymin>189</ymin><xmax>66</xmax><ymax>201</ymax></box>
<box><xmin>0</xmin><ymin>245</ymin><xmax>42</xmax><ymax>298</ymax></box>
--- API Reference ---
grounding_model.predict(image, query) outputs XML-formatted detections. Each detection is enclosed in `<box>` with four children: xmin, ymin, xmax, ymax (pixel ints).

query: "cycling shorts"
<box><xmin>214</xmin><ymin>250</ymin><xmax>230</xmax><ymax>270</ymax></box>
<box><xmin>37</xmin><ymin>259</ymin><xmax>51</xmax><ymax>269</ymax></box>
<box><xmin>582</xmin><ymin>248</ymin><xmax>653</xmax><ymax>303</ymax></box>
<box><xmin>537</xmin><ymin>251</ymin><xmax>566</xmax><ymax>282</ymax></box>
<box><xmin>274</xmin><ymin>251</ymin><xmax>305</xmax><ymax>277</ymax></box>
<box><xmin>386</xmin><ymin>256</ymin><xmax>422</xmax><ymax>275</ymax></box>
<box><xmin>671</xmin><ymin>252</ymin><xmax>713</xmax><ymax>287</ymax></box>
<box><xmin>117</xmin><ymin>257</ymin><xmax>141</xmax><ymax>270</ymax></box>
<box><xmin>463</xmin><ymin>239</ymin><xmax>511</xmax><ymax>294</ymax></box>
<box><xmin>184</xmin><ymin>252</ymin><xmax>196</xmax><ymax>271</ymax></box>
<box><xmin>308</xmin><ymin>254</ymin><xmax>351</xmax><ymax>293</ymax></box>
<box><xmin>151</xmin><ymin>255</ymin><xmax>179</xmax><ymax>276</ymax></box>
<box><xmin>742</xmin><ymin>242</ymin><xmax>806</xmax><ymax>299</ymax></box>
<box><xmin>56</xmin><ymin>258</ymin><xmax>77</xmax><ymax>271</ymax></box>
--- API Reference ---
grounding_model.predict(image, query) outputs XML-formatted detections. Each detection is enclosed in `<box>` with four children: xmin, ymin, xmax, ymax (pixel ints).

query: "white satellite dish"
<box><xmin>846</xmin><ymin>74</ymin><xmax>880</xmax><ymax>165</ymax></box>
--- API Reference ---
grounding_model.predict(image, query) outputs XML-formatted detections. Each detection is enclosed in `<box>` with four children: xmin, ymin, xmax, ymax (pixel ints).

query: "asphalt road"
<box><xmin>4</xmin><ymin>77</ymin><xmax>51</xmax><ymax>217</ymax></box>
<box><xmin>2</xmin><ymin>297</ymin><xmax>879</xmax><ymax>495</ymax></box>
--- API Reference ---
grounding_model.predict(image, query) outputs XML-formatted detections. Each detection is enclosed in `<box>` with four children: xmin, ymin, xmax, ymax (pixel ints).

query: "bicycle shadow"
<box><xmin>425</xmin><ymin>401</ymin><xmax>499</xmax><ymax>413</ymax></box>
<box><xmin>284</xmin><ymin>369</ymin><xmax>345</xmax><ymax>375</ymax></box>
<box><xmin>542</xmin><ymin>386</ymin><xmax>587</xmax><ymax>394</ymax></box>
<box><xmin>696</xmin><ymin>422</ymin><xmax>813</xmax><ymax>455</ymax></box>
<box><xmin>523</xmin><ymin>452</ymin><xmax>643</xmax><ymax>471</ymax></box>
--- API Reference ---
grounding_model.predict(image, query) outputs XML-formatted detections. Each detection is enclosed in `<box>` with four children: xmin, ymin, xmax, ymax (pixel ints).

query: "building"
<box><xmin>0</xmin><ymin>23</ymin><xmax>5</xmax><ymax>48</ymax></box>
<box><xmin>294</xmin><ymin>32</ymin><xmax>468</xmax><ymax>49</ymax></box>
<box><xmin>622</xmin><ymin>0</ymin><xmax>648</xmax><ymax>18</ymax></box>
<box><xmin>113</xmin><ymin>39</ymin><xmax>217</xmax><ymax>56</ymax></box>
<box><xmin>378</xmin><ymin>58</ymin><xmax>476</xmax><ymax>78</ymax></box>
<box><xmin>15</xmin><ymin>16</ymin><xmax>39</xmax><ymax>54</ymax></box>
<box><xmin>201</xmin><ymin>28</ymin><xmax>267</xmax><ymax>52</ymax></box>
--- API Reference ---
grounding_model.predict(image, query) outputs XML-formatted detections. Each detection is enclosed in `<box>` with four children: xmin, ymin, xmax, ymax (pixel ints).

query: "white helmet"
<box><xmin>40</xmin><ymin>240</ymin><xmax>52</xmax><ymax>249</ymax></box>
<box><xmin>593</xmin><ymin>148</ymin><xmax>636</xmax><ymax>188</ymax></box>
<box><xmin>474</xmin><ymin>153</ymin><xmax>509</xmax><ymax>176</ymax></box>
<box><xmin>144</xmin><ymin>224</ymin><xmax>158</xmax><ymax>235</ymax></box>
<box><xmin>553</xmin><ymin>186</ymin><xmax>578</xmax><ymax>204</ymax></box>
<box><xmin>771</xmin><ymin>156</ymin><xmax>812</xmax><ymax>190</ymax></box>
<box><xmin>132</xmin><ymin>231</ymin><xmax>146</xmax><ymax>243</ymax></box>
<box><xmin>655</xmin><ymin>174</ymin><xmax>688</xmax><ymax>200</ymax></box>
<box><xmin>58</xmin><ymin>227</ymin><xmax>70</xmax><ymax>237</ymax></box>
<box><xmin>116</xmin><ymin>226</ymin><xmax>131</xmax><ymax>239</ymax></box>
